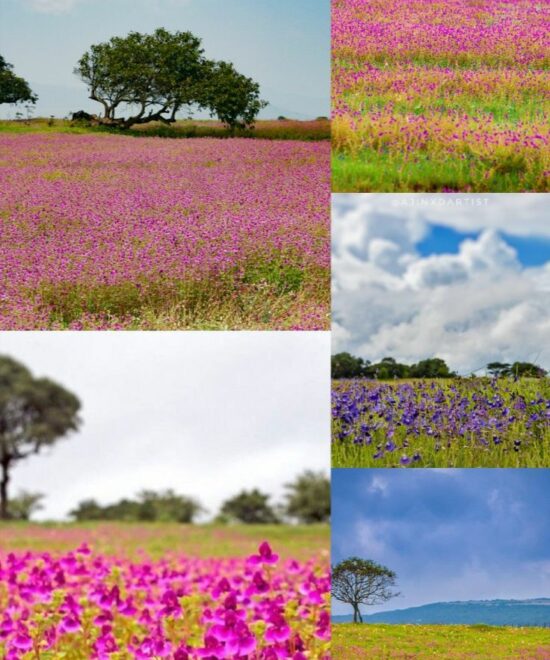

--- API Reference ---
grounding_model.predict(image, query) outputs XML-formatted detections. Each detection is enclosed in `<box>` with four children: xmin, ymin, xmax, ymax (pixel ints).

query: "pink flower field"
<box><xmin>0</xmin><ymin>541</ymin><xmax>330</xmax><ymax>659</ymax></box>
<box><xmin>0</xmin><ymin>133</ymin><xmax>330</xmax><ymax>330</ymax></box>
<box><xmin>332</xmin><ymin>0</ymin><xmax>550</xmax><ymax>192</ymax></box>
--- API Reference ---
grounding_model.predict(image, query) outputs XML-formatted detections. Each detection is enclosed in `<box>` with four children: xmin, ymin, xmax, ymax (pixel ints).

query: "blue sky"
<box><xmin>332</xmin><ymin>469</ymin><xmax>550</xmax><ymax>617</ymax></box>
<box><xmin>418</xmin><ymin>225</ymin><xmax>550</xmax><ymax>268</ymax></box>
<box><xmin>332</xmin><ymin>194</ymin><xmax>550</xmax><ymax>373</ymax></box>
<box><xmin>0</xmin><ymin>0</ymin><xmax>329</xmax><ymax>119</ymax></box>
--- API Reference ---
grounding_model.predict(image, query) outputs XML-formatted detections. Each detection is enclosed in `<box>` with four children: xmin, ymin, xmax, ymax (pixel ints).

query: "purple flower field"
<box><xmin>332</xmin><ymin>378</ymin><xmax>550</xmax><ymax>467</ymax></box>
<box><xmin>0</xmin><ymin>133</ymin><xmax>330</xmax><ymax>330</ymax></box>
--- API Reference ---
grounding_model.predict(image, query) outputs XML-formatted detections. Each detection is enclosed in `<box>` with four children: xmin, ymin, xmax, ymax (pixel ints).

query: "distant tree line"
<box><xmin>332</xmin><ymin>353</ymin><xmax>456</xmax><ymax>379</ymax></box>
<box><xmin>332</xmin><ymin>353</ymin><xmax>547</xmax><ymax>380</ymax></box>
<box><xmin>68</xmin><ymin>470</ymin><xmax>330</xmax><ymax>525</ymax></box>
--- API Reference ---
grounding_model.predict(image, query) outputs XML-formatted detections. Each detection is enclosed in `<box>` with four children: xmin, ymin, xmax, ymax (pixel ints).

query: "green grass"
<box><xmin>332</xmin><ymin>623</ymin><xmax>550</xmax><ymax>659</ymax></box>
<box><xmin>0</xmin><ymin>117</ymin><xmax>331</xmax><ymax>141</ymax></box>
<box><xmin>0</xmin><ymin>521</ymin><xmax>329</xmax><ymax>561</ymax></box>
<box><xmin>332</xmin><ymin>151</ymin><xmax>548</xmax><ymax>193</ymax></box>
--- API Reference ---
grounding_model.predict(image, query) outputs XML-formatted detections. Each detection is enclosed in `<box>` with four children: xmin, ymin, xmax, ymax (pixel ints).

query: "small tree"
<box><xmin>201</xmin><ymin>60</ymin><xmax>266</xmax><ymax>131</ymax></box>
<box><xmin>0</xmin><ymin>55</ymin><xmax>37</xmax><ymax>106</ymax></box>
<box><xmin>410</xmin><ymin>358</ymin><xmax>455</xmax><ymax>379</ymax></box>
<box><xmin>69</xmin><ymin>499</ymin><xmax>104</xmax><ymax>521</ymax></box>
<box><xmin>0</xmin><ymin>356</ymin><xmax>81</xmax><ymax>520</ymax></box>
<box><xmin>284</xmin><ymin>471</ymin><xmax>330</xmax><ymax>523</ymax></box>
<box><xmin>487</xmin><ymin>362</ymin><xmax>512</xmax><ymax>378</ymax></box>
<box><xmin>7</xmin><ymin>490</ymin><xmax>45</xmax><ymax>521</ymax></box>
<box><xmin>331</xmin><ymin>353</ymin><xmax>367</xmax><ymax>379</ymax></box>
<box><xmin>220</xmin><ymin>489</ymin><xmax>279</xmax><ymax>524</ymax></box>
<box><xmin>331</xmin><ymin>557</ymin><xmax>399</xmax><ymax>623</ymax></box>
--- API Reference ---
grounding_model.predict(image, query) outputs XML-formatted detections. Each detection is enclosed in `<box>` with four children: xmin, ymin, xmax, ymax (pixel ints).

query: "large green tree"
<box><xmin>332</xmin><ymin>557</ymin><xmax>399</xmax><ymax>623</ymax></box>
<box><xmin>0</xmin><ymin>55</ymin><xmax>37</xmax><ymax>106</ymax></box>
<box><xmin>75</xmin><ymin>29</ymin><xmax>265</xmax><ymax>130</ymax></box>
<box><xmin>0</xmin><ymin>356</ymin><xmax>81</xmax><ymax>519</ymax></box>
<box><xmin>284</xmin><ymin>470</ymin><xmax>330</xmax><ymax>523</ymax></box>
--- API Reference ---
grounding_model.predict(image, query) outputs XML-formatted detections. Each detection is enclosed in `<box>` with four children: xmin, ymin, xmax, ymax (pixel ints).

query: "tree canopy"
<box><xmin>0</xmin><ymin>55</ymin><xmax>37</xmax><ymax>106</ymax></box>
<box><xmin>332</xmin><ymin>557</ymin><xmax>399</xmax><ymax>623</ymax></box>
<box><xmin>219</xmin><ymin>488</ymin><xmax>280</xmax><ymax>524</ymax></box>
<box><xmin>75</xmin><ymin>29</ymin><xmax>266</xmax><ymax>129</ymax></box>
<box><xmin>0</xmin><ymin>356</ymin><xmax>81</xmax><ymax>519</ymax></box>
<box><xmin>284</xmin><ymin>471</ymin><xmax>330</xmax><ymax>524</ymax></box>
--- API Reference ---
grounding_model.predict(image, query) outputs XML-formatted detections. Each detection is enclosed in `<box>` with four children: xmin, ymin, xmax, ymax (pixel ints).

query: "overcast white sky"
<box><xmin>0</xmin><ymin>332</ymin><xmax>329</xmax><ymax>521</ymax></box>
<box><xmin>332</xmin><ymin>194</ymin><xmax>550</xmax><ymax>374</ymax></box>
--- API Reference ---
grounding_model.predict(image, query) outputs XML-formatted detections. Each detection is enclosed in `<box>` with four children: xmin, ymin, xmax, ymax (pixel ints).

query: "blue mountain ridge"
<box><xmin>332</xmin><ymin>599</ymin><xmax>550</xmax><ymax>627</ymax></box>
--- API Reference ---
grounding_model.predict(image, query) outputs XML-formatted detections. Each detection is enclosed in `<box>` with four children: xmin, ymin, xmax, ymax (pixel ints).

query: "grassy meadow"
<box><xmin>332</xmin><ymin>623</ymin><xmax>550</xmax><ymax>659</ymax></box>
<box><xmin>332</xmin><ymin>378</ymin><xmax>550</xmax><ymax>468</ymax></box>
<box><xmin>331</xmin><ymin>0</ymin><xmax>549</xmax><ymax>192</ymax></box>
<box><xmin>0</xmin><ymin>117</ymin><xmax>330</xmax><ymax>141</ymax></box>
<box><xmin>0</xmin><ymin>521</ymin><xmax>329</xmax><ymax>560</ymax></box>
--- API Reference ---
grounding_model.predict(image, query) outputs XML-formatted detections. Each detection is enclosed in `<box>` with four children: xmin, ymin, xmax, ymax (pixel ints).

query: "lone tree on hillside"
<box><xmin>75</xmin><ymin>28</ymin><xmax>266</xmax><ymax>130</ymax></box>
<box><xmin>284</xmin><ymin>470</ymin><xmax>330</xmax><ymax>523</ymax></box>
<box><xmin>0</xmin><ymin>356</ymin><xmax>81</xmax><ymax>519</ymax></box>
<box><xmin>332</xmin><ymin>557</ymin><xmax>399</xmax><ymax>623</ymax></box>
<box><xmin>0</xmin><ymin>55</ymin><xmax>37</xmax><ymax>106</ymax></box>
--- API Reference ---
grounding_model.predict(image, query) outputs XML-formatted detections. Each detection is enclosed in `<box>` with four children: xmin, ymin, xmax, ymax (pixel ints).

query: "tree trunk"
<box><xmin>0</xmin><ymin>457</ymin><xmax>10</xmax><ymax>520</ymax></box>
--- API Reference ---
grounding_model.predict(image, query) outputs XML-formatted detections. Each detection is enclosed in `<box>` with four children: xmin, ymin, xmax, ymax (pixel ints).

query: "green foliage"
<box><xmin>7</xmin><ymin>490</ymin><xmax>45</xmax><ymax>521</ymax></box>
<box><xmin>0</xmin><ymin>356</ymin><xmax>81</xmax><ymax>519</ymax></box>
<box><xmin>331</xmin><ymin>352</ymin><xmax>367</xmax><ymax>379</ymax></box>
<box><xmin>332</xmin><ymin>557</ymin><xmax>399</xmax><ymax>623</ymax></box>
<box><xmin>284</xmin><ymin>471</ymin><xmax>330</xmax><ymax>524</ymax></box>
<box><xmin>220</xmin><ymin>489</ymin><xmax>280</xmax><ymax>524</ymax></box>
<box><xmin>69</xmin><ymin>490</ymin><xmax>203</xmax><ymax>523</ymax></box>
<box><xmin>0</xmin><ymin>55</ymin><xmax>37</xmax><ymax>106</ymax></box>
<box><xmin>487</xmin><ymin>361</ymin><xmax>547</xmax><ymax>378</ymax></box>
<box><xmin>201</xmin><ymin>60</ymin><xmax>267</xmax><ymax>130</ymax></box>
<box><xmin>331</xmin><ymin>353</ymin><xmax>456</xmax><ymax>379</ymax></box>
<box><xmin>75</xmin><ymin>29</ymin><xmax>265</xmax><ymax>129</ymax></box>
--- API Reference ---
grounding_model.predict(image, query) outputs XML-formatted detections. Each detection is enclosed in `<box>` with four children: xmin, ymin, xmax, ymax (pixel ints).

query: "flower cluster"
<box><xmin>0</xmin><ymin>134</ymin><xmax>330</xmax><ymax>329</ymax></box>
<box><xmin>332</xmin><ymin>378</ymin><xmax>550</xmax><ymax>468</ymax></box>
<box><xmin>332</xmin><ymin>0</ymin><xmax>549</xmax><ymax>191</ymax></box>
<box><xmin>0</xmin><ymin>542</ymin><xmax>330</xmax><ymax>659</ymax></box>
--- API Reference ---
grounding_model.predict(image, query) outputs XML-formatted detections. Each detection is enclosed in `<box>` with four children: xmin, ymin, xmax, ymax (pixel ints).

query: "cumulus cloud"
<box><xmin>332</xmin><ymin>195</ymin><xmax>550</xmax><ymax>373</ymax></box>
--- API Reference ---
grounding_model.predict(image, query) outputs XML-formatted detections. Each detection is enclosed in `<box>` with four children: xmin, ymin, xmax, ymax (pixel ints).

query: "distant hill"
<box><xmin>333</xmin><ymin>599</ymin><xmax>550</xmax><ymax>627</ymax></box>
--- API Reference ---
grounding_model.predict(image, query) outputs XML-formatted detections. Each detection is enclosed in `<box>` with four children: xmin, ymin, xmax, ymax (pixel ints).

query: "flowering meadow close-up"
<box><xmin>0</xmin><ymin>533</ymin><xmax>330</xmax><ymax>659</ymax></box>
<box><xmin>332</xmin><ymin>0</ymin><xmax>550</xmax><ymax>192</ymax></box>
<box><xmin>0</xmin><ymin>133</ymin><xmax>329</xmax><ymax>330</ymax></box>
<box><xmin>332</xmin><ymin>378</ymin><xmax>550</xmax><ymax>468</ymax></box>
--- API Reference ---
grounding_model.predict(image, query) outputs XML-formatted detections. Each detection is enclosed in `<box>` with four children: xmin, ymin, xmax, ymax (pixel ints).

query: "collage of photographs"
<box><xmin>0</xmin><ymin>0</ymin><xmax>548</xmax><ymax>658</ymax></box>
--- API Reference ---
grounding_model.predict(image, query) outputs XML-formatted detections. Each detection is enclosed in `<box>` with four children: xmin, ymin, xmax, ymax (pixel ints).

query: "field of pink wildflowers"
<box><xmin>0</xmin><ymin>525</ymin><xmax>330</xmax><ymax>659</ymax></box>
<box><xmin>332</xmin><ymin>0</ymin><xmax>550</xmax><ymax>192</ymax></box>
<box><xmin>0</xmin><ymin>133</ymin><xmax>329</xmax><ymax>330</ymax></box>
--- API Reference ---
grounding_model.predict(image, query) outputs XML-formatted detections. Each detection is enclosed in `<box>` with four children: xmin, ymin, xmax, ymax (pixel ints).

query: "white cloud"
<box><xmin>368</xmin><ymin>475</ymin><xmax>389</xmax><ymax>496</ymax></box>
<box><xmin>355</xmin><ymin>520</ymin><xmax>387</xmax><ymax>556</ymax></box>
<box><xmin>332</xmin><ymin>195</ymin><xmax>550</xmax><ymax>373</ymax></box>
